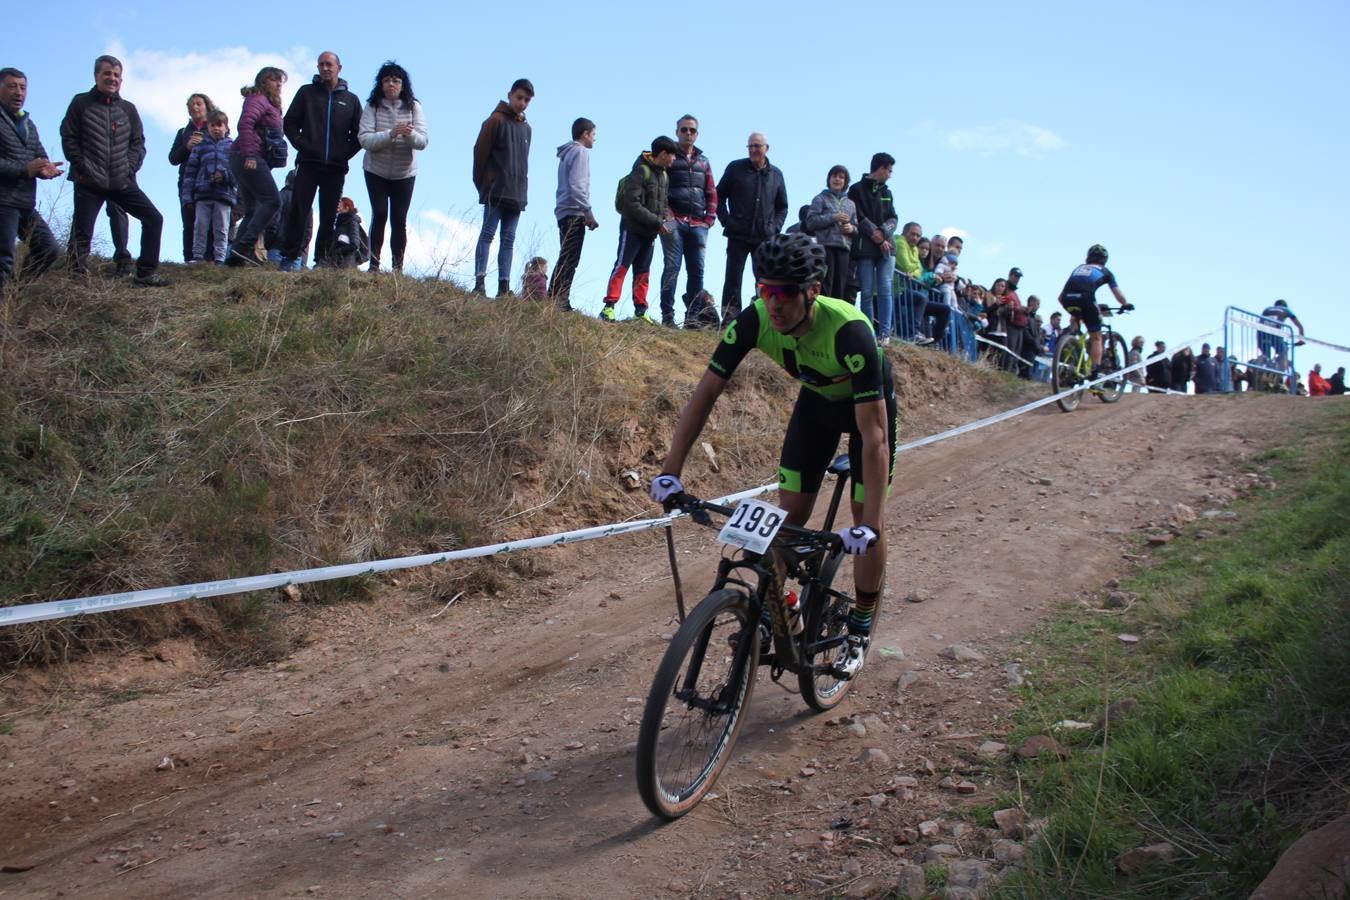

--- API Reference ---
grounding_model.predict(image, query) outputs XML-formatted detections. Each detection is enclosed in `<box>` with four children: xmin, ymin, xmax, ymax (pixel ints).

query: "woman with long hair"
<box><xmin>167</xmin><ymin>92</ymin><xmax>218</xmax><ymax>262</ymax></box>
<box><xmin>358</xmin><ymin>61</ymin><xmax>428</xmax><ymax>273</ymax></box>
<box><xmin>228</xmin><ymin>67</ymin><xmax>286</xmax><ymax>266</ymax></box>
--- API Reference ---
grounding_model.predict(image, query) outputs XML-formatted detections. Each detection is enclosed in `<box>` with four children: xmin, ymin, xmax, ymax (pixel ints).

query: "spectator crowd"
<box><xmin>0</xmin><ymin>53</ymin><xmax>1336</xmax><ymax>396</ymax></box>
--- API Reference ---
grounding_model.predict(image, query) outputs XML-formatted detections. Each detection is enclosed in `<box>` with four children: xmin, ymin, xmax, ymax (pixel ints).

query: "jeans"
<box><xmin>231</xmin><ymin>154</ymin><xmax>279</xmax><ymax>258</ymax></box>
<box><xmin>603</xmin><ymin>225</ymin><xmax>656</xmax><ymax>311</ymax></box>
<box><xmin>474</xmin><ymin>202</ymin><xmax>521</xmax><ymax>282</ymax></box>
<box><xmin>69</xmin><ymin>184</ymin><xmax>162</xmax><ymax>276</ymax></box>
<box><xmin>286</xmin><ymin>162</ymin><xmax>345</xmax><ymax>264</ymax></box>
<box><xmin>364</xmin><ymin>171</ymin><xmax>415</xmax><ymax>270</ymax></box>
<box><xmin>549</xmin><ymin>215</ymin><xmax>588</xmax><ymax>309</ymax></box>
<box><xmin>0</xmin><ymin>204</ymin><xmax>61</xmax><ymax>286</ymax></box>
<box><xmin>658</xmin><ymin>220</ymin><xmax>707</xmax><ymax>324</ymax></box>
<box><xmin>178</xmin><ymin>201</ymin><xmax>195</xmax><ymax>262</ymax></box>
<box><xmin>192</xmin><ymin>200</ymin><xmax>232</xmax><ymax>263</ymax></box>
<box><xmin>722</xmin><ymin>236</ymin><xmax>757</xmax><ymax>322</ymax></box>
<box><xmin>855</xmin><ymin>254</ymin><xmax>895</xmax><ymax>339</ymax></box>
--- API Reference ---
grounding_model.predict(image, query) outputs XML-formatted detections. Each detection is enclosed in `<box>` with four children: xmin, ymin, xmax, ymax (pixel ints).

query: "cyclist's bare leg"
<box><xmin>849</xmin><ymin>499</ymin><xmax>886</xmax><ymax>596</ymax></box>
<box><xmin>777</xmin><ymin>488</ymin><xmax>816</xmax><ymax>527</ymax></box>
<box><xmin>1089</xmin><ymin>331</ymin><xmax>1104</xmax><ymax>367</ymax></box>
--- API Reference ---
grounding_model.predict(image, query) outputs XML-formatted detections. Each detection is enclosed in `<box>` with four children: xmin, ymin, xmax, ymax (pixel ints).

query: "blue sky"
<box><xmin>16</xmin><ymin>0</ymin><xmax>1350</xmax><ymax>379</ymax></box>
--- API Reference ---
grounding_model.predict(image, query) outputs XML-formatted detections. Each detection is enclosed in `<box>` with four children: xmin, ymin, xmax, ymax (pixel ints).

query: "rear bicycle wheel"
<box><xmin>1052</xmin><ymin>333</ymin><xmax>1085</xmax><ymax>412</ymax></box>
<box><xmin>798</xmin><ymin>550</ymin><xmax>861</xmax><ymax>711</ymax></box>
<box><xmin>1097</xmin><ymin>333</ymin><xmax>1128</xmax><ymax>403</ymax></box>
<box><xmin>636</xmin><ymin>587</ymin><xmax>758</xmax><ymax>819</ymax></box>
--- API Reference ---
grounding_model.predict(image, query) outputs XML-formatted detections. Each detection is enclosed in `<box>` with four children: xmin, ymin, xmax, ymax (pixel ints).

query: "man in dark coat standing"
<box><xmin>60</xmin><ymin>55</ymin><xmax>166</xmax><ymax>286</ymax></box>
<box><xmin>281</xmin><ymin>51</ymin><xmax>361</xmax><ymax>268</ymax></box>
<box><xmin>715</xmin><ymin>131</ymin><xmax>787</xmax><ymax>325</ymax></box>
<box><xmin>0</xmin><ymin>67</ymin><xmax>64</xmax><ymax>288</ymax></box>
<box><xmin>472</xmin><ymin>78</ymin><xmax>533</xmax><ymax>297</ymax></box>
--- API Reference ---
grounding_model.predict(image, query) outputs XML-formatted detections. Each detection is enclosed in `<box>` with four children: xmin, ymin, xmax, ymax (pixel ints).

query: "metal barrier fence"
<box><xmin>1224</xmin><ymin>305</ymin><xmax>1297</xmax><ymax>395</ymax></box>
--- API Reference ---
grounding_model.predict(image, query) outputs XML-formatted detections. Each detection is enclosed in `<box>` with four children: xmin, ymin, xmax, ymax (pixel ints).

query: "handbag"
<box><xmin>260</xmin><ymin>126</ymin><xmax>288</xmax><ymax>169</ymax></box>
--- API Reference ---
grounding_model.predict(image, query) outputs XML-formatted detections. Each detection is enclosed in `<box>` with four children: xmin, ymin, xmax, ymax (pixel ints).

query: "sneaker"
<box><xmin>598</xmin><ymin>305</ymin><xmax>617</xmax><ymax>322</ymax></box>
<box><xmin>632</xmin><ymin>309</ymin><xmax>660</xmax><ymax>325</ymax></box>
<box><xmin>226</xmin><ymin>249</ymin><xmax>261</xmax><ymax>268</ymax></box>
<box><xmin>131</xmin><ymin>271</ymin><xmax>169</xmax><ymax>288</ymax></box>
<box><xmin>835</xmin><ymin>634</ymin><xmax>870</xmax><ymax>680</ymax></box>
<box><xmin>914</xmin><ymin>335</ymin><xmax>935</xmax><ymax>346</ymax></box>
<box><xmin>728</xmin><ymin>623</ymin><xmax>772</xmax><ymax>657</ymax></box>
<box><xmin>114</xmin><ymin>258</ymin><xmax>133</xmax><ymax>277</ymax></box>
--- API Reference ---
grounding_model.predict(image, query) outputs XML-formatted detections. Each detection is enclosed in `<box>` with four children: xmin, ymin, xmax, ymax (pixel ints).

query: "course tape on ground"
<box><xmin>0</xmin><ymin>324</ymin><xmax>1245</xmax><ymax>629</ymax></box>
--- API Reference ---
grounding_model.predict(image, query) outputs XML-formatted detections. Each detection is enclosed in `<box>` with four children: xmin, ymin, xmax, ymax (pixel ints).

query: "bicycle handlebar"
<box><xmin>662</xmin><ymin>492</ymin><xmax>844</xmax><ymax>552</ymax></box>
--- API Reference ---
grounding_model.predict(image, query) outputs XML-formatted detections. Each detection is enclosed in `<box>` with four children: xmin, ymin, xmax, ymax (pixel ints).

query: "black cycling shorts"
<box><xmin>778</xmin><ymin>359</ymin><xmax>898</xmax><ymax>504</ymax></box>
<box><xmin>1060</xmin><ymin>296</ymin><xmax>1103</xmax><ymax>333</ymax></box>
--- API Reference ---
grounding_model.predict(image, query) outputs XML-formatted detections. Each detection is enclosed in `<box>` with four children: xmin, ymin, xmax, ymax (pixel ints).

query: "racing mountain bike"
<box><xmin>1051</xmin><ymin>304</ymin><xmax>1132</xmax><ymax>412</ymax></box>
<box><xmin>636</xmin><ymin>457</ymin><xmax>876</xmax><ymax>819</ymax></box>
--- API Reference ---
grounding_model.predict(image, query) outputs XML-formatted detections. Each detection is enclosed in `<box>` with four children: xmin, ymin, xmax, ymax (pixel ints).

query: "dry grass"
<box><xmin>1</xmin><ymin>266</ymin><xmax>1030</xmax><ymax>666</ymax></box>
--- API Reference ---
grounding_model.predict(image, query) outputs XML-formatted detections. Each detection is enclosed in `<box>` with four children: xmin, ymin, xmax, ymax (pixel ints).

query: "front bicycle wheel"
<box><xmin>1052</xmin><ymin>333</ymin><xmax>1084</xmax><ymax>412</ymax></box>
<box><xmin>1097</xmin><ymin>333</ymin><xmax>1127</xmax><ymax>403</ymax></box>
<box><xmin>636</xmin><ymin>588</ymin><xmax>758</xmax><ymax>819</ymax></box>
<box><xmin>798</xmin><ymin>550</ymin><xmax>859</xmax><ymax>711</ymax></box>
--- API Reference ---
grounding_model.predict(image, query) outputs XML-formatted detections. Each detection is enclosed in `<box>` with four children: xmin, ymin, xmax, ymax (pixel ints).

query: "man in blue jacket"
<box><xmin>715</xmin><ymin>132</ymin><xmax>787</xmax><ymax>325</ymax></box>
<box><xmin>0</xmin><ymin>68</ymin><xmax>64</xmax><ymax>288</ymax></box>
<box><xmin>281</xmin><ymin>51</ymin><xmax>361</xmax><ymax>268</ymax></box>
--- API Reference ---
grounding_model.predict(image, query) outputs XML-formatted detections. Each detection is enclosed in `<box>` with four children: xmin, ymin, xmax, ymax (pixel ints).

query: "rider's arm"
<box><xmin>659</xmin><ymin>370</ymin><xmax>728</xmax><ymax>477</ymax></box>
<box><xmin>1291</xmin><ymin>315</ymin><xmax>1305</xmax><ymax>336</ymax></box>
<box><xmin>853</xmin><ymin>398</ymin><xmax>889</xmax><ymax>534</ymax></box>
<box><xmin>1109</xmin><ymin>285</ymin><xmax>1129</xmax><ymax>306</ymax></box>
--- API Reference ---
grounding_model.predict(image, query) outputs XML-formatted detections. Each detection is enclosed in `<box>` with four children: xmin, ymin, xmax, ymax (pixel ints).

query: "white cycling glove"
<box><xmin>838</xmin><ymin>525</ymin><xmax>878</xmax><ymax>555</ymax></box>
<box><xmin>650</xmin><ymin>473</ymin><xmax>684</xmax><ymax>504</ymax></box>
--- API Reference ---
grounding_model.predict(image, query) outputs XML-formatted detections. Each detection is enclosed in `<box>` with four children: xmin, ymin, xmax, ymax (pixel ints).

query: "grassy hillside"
<box><xmin>1</xmin><ymin>267</ymin><xmax>1032</xmax><ymax>665</ymax></box>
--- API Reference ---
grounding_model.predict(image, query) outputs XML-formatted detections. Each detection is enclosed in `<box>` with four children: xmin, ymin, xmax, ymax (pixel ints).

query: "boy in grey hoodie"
<box><xmin>550</xmin><ymin>117</ymin><xmax>597</xmax><ymax>311</ymax></box>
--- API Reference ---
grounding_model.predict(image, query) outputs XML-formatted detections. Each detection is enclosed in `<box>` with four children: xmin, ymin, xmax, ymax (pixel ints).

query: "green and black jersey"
<box><xmin>708</xmin><ymin>297</ymin><xmax>884</xmax><ymax>403</ymax></box>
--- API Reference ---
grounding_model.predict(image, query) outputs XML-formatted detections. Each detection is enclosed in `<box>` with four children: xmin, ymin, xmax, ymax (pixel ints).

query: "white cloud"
<box><xmin>108</xmin><ymin>42</ymin><xmax>313</xmax><ymax>134</ymax></box>
<box><xmin>943</xmin><ymin>120</ymin><xmax>1066</xmax><ymax>158</ymax></box>
<box><xmin>937</xmin><ymin>226</ymin><xmax>968</xmax><ymax>241</ymax></box>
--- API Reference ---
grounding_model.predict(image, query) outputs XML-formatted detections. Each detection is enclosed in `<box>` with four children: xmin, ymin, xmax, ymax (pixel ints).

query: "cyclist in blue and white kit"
<box><xmin>1057</xmin><ymin>244</ymin><xmax>1132</xmax><ymax>377</ymax></box>
<box><xmin>1257</xmin><ymin>299</ymin><xmax>1304</xmax><ymax>362</ymax></box>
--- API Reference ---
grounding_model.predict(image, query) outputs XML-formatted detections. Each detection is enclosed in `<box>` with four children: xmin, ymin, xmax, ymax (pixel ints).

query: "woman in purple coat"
<box><xmin>227</xmin><ymin>67</ymin><xmax>287</xmax><ymax>266</ymax></box>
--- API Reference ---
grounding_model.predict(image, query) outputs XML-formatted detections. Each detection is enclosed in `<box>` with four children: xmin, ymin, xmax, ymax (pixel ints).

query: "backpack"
<box><xmin>614</xmin><ymin>164</ymin><xmax>652</xmax><ymax>214</ymax></box>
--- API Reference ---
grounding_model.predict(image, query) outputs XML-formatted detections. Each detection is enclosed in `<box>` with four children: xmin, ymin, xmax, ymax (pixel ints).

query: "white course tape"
<box><xmin>0</xmin><ymin>326</ymin><xmax>1226</xmax><ymax>628</ymax></box>
<box><xmin>1301</xmin><ymin>335</ymin><xmax>1350</xmax><ymax>355</ymax></box>
<box><xmin>973</xmin><ymin>334</ymin><xmax>1043</xmax><ymax>370</ymax></box>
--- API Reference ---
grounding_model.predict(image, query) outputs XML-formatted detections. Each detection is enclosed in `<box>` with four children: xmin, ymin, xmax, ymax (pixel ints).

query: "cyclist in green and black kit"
<box><xmin>651</xmin><ymin>232</ymin><xmax>898</xmax><ymax>678</ymax></box>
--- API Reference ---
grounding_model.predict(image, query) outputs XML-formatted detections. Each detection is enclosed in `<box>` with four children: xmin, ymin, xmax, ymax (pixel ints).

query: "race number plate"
<box><xmin>717</xmin><ymin>499</ymin><xmax>787</xmax><ymax>554</ymax></box>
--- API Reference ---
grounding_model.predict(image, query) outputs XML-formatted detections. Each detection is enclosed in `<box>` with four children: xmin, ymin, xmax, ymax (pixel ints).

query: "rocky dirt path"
<box><xmin>0</xmin><ymin>393</ymin><xmax>1314</xmax><ymax>898</ymax></box>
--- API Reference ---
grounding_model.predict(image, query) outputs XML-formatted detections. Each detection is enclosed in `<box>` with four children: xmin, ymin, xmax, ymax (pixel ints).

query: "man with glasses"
<box><xmin>715</xmin><ymin>132</ymin><xmax>788</xmax><ymax>326</ymax></box>
<box><xmin>651</xmin><ymin>232</ymin><xmax>897</xmax><ymax>681</ymax></box>
<box><xmin>660</xmin><ymin>115</ymin><xmax>717</xmax><ymax>328</ymax></box>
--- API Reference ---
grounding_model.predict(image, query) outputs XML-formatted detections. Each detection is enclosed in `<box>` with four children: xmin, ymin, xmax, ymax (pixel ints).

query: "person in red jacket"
<box><xmin>1308</xmin><ymin>364</ymin><xmax>1331</xmax><ymax>396</ymax></box>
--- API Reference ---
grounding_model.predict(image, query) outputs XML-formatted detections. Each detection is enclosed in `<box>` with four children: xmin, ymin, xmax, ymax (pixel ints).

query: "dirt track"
<box><xmin>0</xmin><ymin>392</ymin><xmax>1318</xmax><ymax>898</ymax></box>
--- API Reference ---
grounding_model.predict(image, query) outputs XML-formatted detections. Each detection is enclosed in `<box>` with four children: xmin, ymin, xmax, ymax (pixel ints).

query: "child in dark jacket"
<box><xmin>328</xmin><ymin>197</ymin><xmax>370</xmax><ymax>269</ymax></box>
<box><xmin>183</xmin><ymin>110</ymin><xmax>239</xmax><ymax>264</ymax></box>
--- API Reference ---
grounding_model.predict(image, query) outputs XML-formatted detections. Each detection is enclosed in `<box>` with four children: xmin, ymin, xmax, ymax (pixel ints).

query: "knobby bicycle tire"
<box><xmin>1052</xmin><ymin>333</ymin><xmax>1085</xmax><ymax>412</ymax></box>
<box><xmin>1098</xmin><ymin>332</ymin><xmax>1128</xmax><ymax>403</ymax></box>
<box><xmin>797</xmin><ymin>549</ymin><xmax>859</xmax><ymax>711</ymax></box>
<box><xmin>636</xmin><ymin>587</ymin><xmax>758</xmax><ymax>819</ymax></box>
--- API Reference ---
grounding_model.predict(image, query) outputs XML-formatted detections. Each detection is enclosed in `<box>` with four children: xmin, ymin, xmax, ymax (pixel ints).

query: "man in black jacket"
<box><xmin>60</xmin><ymin>55</ymin><xmax>166</xmax><ymax>286</ymax></box>
<box><xmin>279</xmin><ymin>51</ymin><xmax>361</xmax><ymax>268</ymax></box>
<box><xmin>1144</xmin><ymin>340</ymin><xmax>1169</xmax><ymax>391</ymax></box>
<box><xmin>715</xmin><ymin>132</ymin><xmax>787</xmax><ymax>325</ymax></box>
<box><xmin>0</xmin><ymin>67</ymin><xmax>64</xmax><ymax>288</ymax></box>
